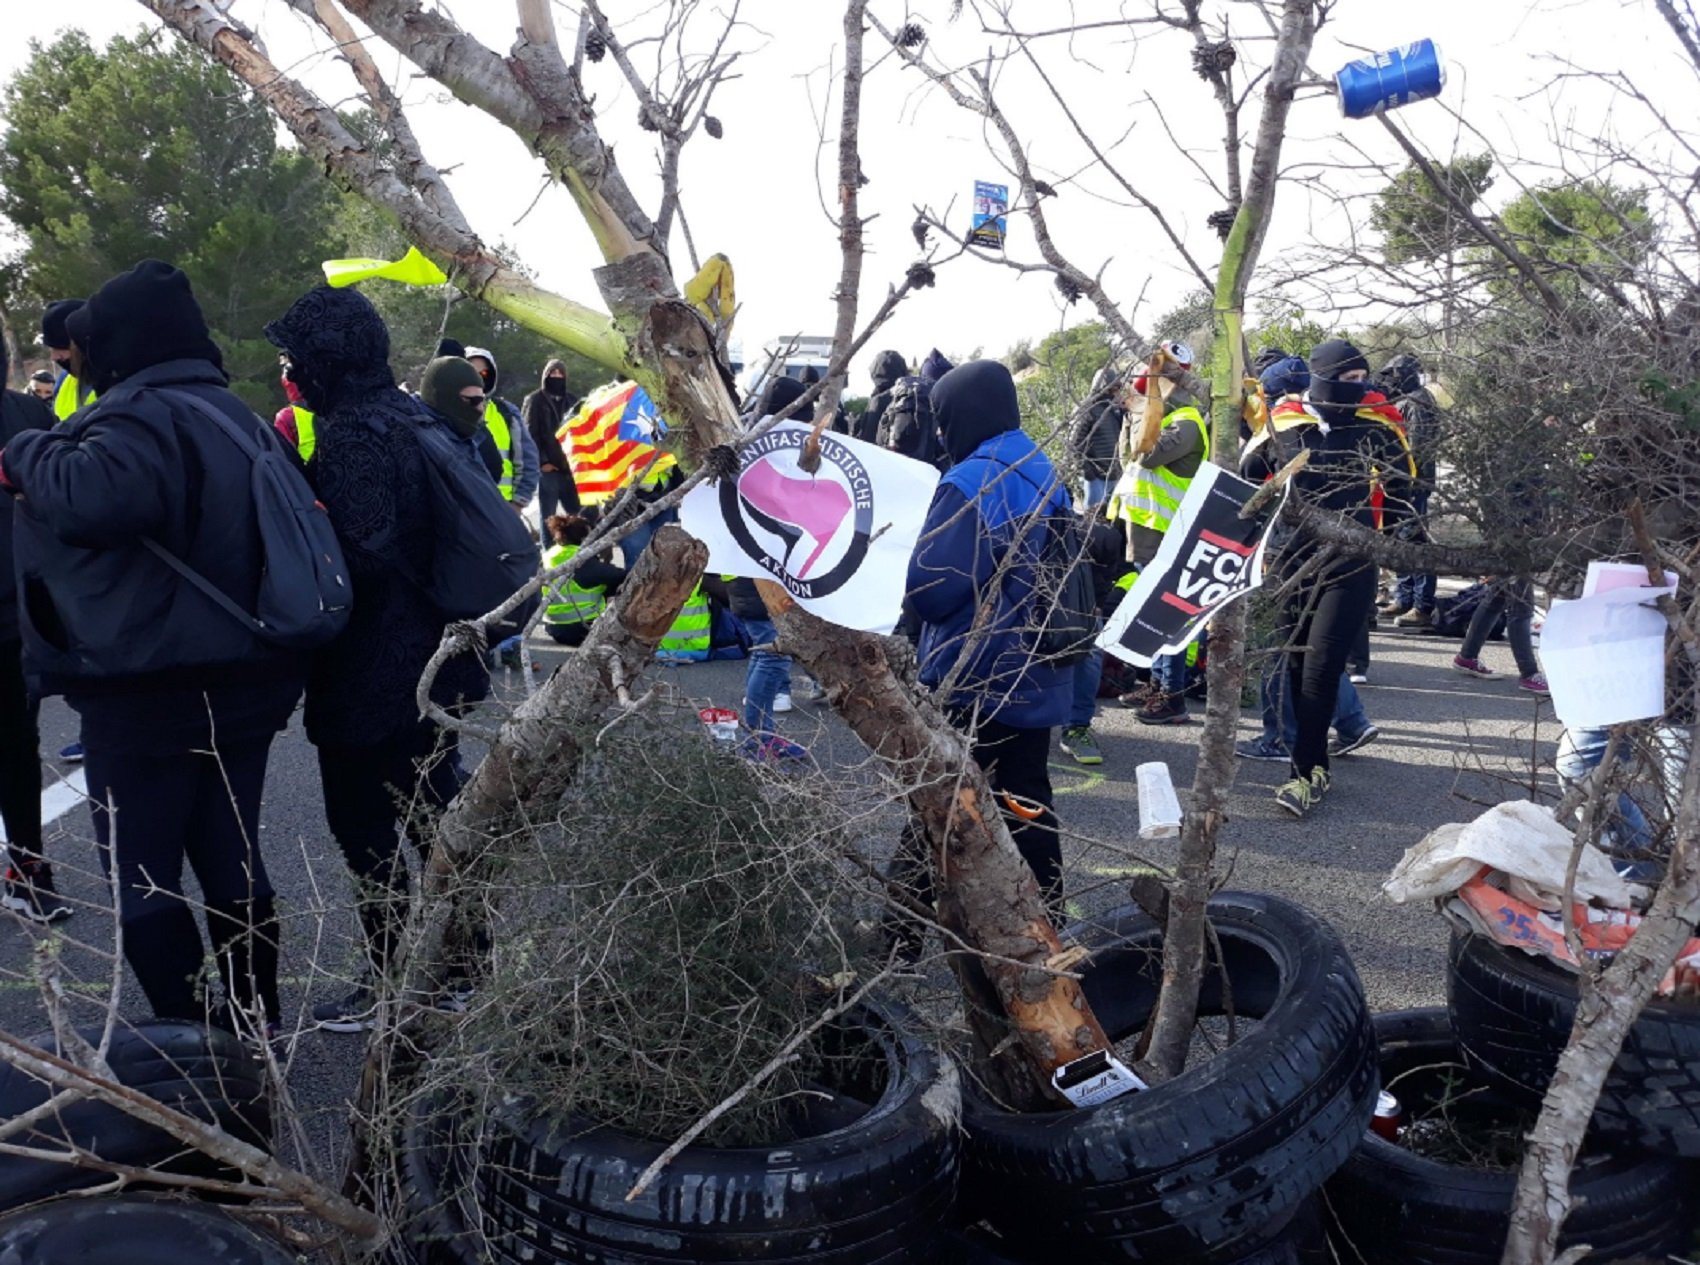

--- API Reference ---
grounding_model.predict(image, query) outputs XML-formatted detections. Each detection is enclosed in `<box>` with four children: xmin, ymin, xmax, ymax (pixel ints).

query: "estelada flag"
<box><xmin>559</xmin><ymin>381</ymin><xmax>678</xmax><ymax>504</ymax></box>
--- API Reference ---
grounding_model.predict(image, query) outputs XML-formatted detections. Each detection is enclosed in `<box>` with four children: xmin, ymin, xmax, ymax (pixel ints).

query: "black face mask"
<box><xmin>544</xmin><ymin>377</ymin><xmax>567</xmax><ymax>398</ymax></box>
<box><xmin>284</xmin><ymin>359</ymin><xmax>337</xmax><ymax>413</ymax></box>
<box><xmin>1310</xmin><ymin>376</ymin><xmax>1368</xmax><ymax>412</ymax></box>
<box><xmin>442</xmin><ymin>395</ymin><xmax>485</xmax><ymax>437</ymax></box>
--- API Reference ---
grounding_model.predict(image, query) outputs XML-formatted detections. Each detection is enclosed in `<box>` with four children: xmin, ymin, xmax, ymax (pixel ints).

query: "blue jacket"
<box><xmin>906</xmin><ymin>428</ymin><xmax>1071</xmax><ymax>728</ymax></box>
<box><xmin>5</xmin><ymin>359</ymin><xmax>305</xmax><ymax>693</ymax></box>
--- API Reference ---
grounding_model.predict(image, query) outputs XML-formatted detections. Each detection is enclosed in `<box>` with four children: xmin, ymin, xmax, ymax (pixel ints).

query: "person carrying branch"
<box><xmin>1107</xmin><ymin>341</ymin><xmax>1207</xmax><ymax>725</ymax></box>
<box><xmin>1241</xmin><ymin>338</ymin><xmax>1417</xmax><ymax>818</ymax></box>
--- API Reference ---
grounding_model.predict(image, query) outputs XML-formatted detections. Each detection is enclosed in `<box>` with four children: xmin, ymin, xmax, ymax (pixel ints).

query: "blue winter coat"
<box><xmin>906</xmin><ymin>428</ymin><xmax>1071</xmax><ymax>728</ymax></box>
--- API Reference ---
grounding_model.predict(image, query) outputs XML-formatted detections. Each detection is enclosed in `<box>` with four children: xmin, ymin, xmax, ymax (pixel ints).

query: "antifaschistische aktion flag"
<box><xmin>679</xmin><ymin>421</ymin><xmax>941</xmax><ymax>634</ymax></box>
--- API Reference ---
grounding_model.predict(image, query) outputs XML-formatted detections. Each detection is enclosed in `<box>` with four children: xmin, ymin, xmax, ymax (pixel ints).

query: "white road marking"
<box><xmin>0</xmin><ymin>770</ymin><xmax>89</xmax><ymax>843</ymax></box>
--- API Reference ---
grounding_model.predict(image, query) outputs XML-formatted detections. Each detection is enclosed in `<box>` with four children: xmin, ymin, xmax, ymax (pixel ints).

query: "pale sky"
<box><xmin>1</xmin><ymin>1</ymin><xmax>1688</xmax><ymax>386</ymax></box>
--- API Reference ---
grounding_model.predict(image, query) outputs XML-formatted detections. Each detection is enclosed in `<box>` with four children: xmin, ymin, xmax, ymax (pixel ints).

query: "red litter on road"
<box><xmin>698</xmin><ymin>707</ymin><xmax>739</xmax><ymax>744</ymax></box>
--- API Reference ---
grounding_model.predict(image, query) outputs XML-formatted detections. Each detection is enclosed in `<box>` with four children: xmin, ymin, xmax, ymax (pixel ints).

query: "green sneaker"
<box><xmin>1274</xmin><ymin>767</ymin><xmax>1330</xmax><ymax>817</ymax></box>
<box><xmin>1060</xmin><ymin>726</ymin><xmax>1104</xmax><ymax>766</ymax></box>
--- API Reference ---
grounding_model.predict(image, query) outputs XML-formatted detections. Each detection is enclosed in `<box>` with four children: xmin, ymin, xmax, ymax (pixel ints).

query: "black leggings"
<box><xmin>317</xmin><ymin>724</ymin><xmax>467</xmax><ymax>980</ymax></box>
<box><xmin>84</xmin><ymin>737</ymin><xmax>280</xmax><ymax>1024</ymax></box>
<box><xmin>1286</xmin><ymin>563</ymin><xmax>1377</xmax><ymax>779</ymax></box>
<box><xmin>0</xmin><ymin>639</ymin><xmax>41</xmax><ymax>870</ymax></box>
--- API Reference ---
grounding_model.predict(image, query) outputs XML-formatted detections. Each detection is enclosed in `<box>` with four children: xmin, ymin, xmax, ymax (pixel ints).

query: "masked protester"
<box><xmin>859</xmin><ymin>349</ymin><xmax>907</xmax><ymax>446</ymax></box>
<box><xmin>38</xmin><ymin>299</ymin><xmax>96</xmax><ymax>423</ymax></box>
<box><xmin>463</xmin><ymin>346</ymin><xmax>539</xmax><ymax>511</ymax></box>
<box><xmin>3</xmin><ymin>260</ymin><xmax>307</xmax><ymax>1033</ymax></box>
<box><xmin>1375</xmin><ymin>352</ymin><xmax>1443</xmax><ymax>628</ymax></box>
<box><xmin>523</xmin><ymin>358</ymin><xmax>580</xmax><ymax>520</ymax></box>
<box><xmin>265</xmin><ymin>289</ymin><xmax>492</xmax><ymax>1031</ymax></box>
<box><xmin>28</xmin><ymin>370</ymin><xmax>55</xmax><ymax>403</ymax></box>
<box><xmin>1241</xmin><ymin>337</ymin><xmax>1416</xmax><ymax>818</ymax></box>
<box><xmin>900</xmin><ymin>360</ymin><xmax>1072</xmax><ymax>926</ymax></box>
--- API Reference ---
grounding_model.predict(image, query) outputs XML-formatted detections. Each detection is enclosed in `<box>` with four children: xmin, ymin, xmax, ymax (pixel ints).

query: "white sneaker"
<box><xmin>773</xmin><ymin>691</ymin><xmax>794</xmax><ymax>714</ymax></box>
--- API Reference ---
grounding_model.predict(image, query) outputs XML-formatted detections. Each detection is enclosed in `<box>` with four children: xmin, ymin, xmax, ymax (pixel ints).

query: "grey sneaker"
<box><xmin>312</xmin><ymin>987</ymin><xmax>377</xmax><ymax>1033</ymax></box>
<box><xmin>1059</xmin><ymin>726</ymin><xmax>1103</xmax><ymax>766</ymax></box>
<box><xmin>1330</xmin><ymin>725</ymin><xmax>1381</xmax><ymax>757</ymax></box>
<box><xmin>1236</xmin><ymin>738</ymin><xmax>1291</xmax><ymax>762</ymax></box>
<box><xmin>1274</xmin><ymin>767</ymin><xmax>1330</xmax><ymax>817</ymax></box>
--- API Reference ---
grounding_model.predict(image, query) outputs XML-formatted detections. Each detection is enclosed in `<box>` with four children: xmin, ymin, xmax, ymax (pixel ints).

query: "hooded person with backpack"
<box><xmin>859</xmin><ymin>349</ymin><xmax>908</xmax><ymax>446</ymax></box>
<box><xmin>2</xmin><ymin>260</ymin><xmax>317</xmax><ymax>1034</ymax></box>
<box><xmin>266</xmin><ymin>287</ymin><xmax>497</xmax><ymax>1032</ymax></box>
<box><xmin>903</xmin><ymin>359</ymin><xmax>1072</xmax><ymax>916</ymax></box>
<box><xmin>880</xmin><ymin>348</ymin><xmax>954</xmax><ymax>468</ymax></box>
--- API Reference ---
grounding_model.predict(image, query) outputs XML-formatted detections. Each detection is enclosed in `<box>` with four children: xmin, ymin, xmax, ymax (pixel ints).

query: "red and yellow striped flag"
<box><xmin>560</xmin><ymin>382</ymin><xmax>678</xmax><ymax>504</ymax></box>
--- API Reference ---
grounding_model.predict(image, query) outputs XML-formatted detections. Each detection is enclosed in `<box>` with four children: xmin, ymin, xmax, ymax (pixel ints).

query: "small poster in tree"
<box><xmin>969</xmin><ymin>180</ymin><xmax>1009</xmax><ymax>248</ymax></box>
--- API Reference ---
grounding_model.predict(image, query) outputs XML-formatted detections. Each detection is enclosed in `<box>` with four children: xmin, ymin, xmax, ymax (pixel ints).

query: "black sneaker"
<box><xmin>2</xmin><ymin>863</ymin><xmax>72</xmax><ymax>924</ymax></box>
<box><xmin>312</xmin><ymin>986</ymin><xmax>377</xmax><ymax>1033</ymax></box>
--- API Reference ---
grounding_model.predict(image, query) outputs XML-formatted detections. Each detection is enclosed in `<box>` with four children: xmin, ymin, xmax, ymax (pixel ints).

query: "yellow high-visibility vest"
<box><xmin>542</xmin><ymin>543</ymin><xmax>608</xmax><ymax>626</ymax></box>
<box><xmin>656</xmin><ymin>583</ymin><xmax>711</xmax><ymax>661</ymax></box>
<box><xmin>484</xmin><ymin>400</ymin><xmax>517</xmax><ymax>500</ymax></box>
<box><xmin>1110</xmin><ymin>405</ymin><xmax>1210</xmax><ymax>533</ymax></box>
<box><xmin>52</xmin><ymin>373</ymin><xmax>94</xmax><ymax>423</ymax></box>
<box><xmin>294</xmin><ymin>406</ymin><xmax>317</xmax><ymax>462</ymax></box>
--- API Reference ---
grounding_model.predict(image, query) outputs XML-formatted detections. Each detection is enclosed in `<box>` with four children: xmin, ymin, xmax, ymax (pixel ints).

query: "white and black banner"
<box><xmin>1098</xmin><ymin>463</ymin><xmax>1280</xmax><ymax>667</ymax></box>
<box><xmin>679</xmin><ymin>421</ymin><xmax>941</xmax><ymax>633</ymax></box>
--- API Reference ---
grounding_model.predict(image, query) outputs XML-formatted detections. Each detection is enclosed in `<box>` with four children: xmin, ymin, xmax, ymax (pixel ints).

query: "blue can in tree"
<box><xmin>1335</xmin><ymin>39</ymin><xmax>1446</xmax><ymax>119</ymax></box>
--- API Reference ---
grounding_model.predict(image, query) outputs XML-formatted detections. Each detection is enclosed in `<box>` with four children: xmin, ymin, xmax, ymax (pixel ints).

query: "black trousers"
<box><xmin>0</xmin><ymin>639</ymin><xmax>41</xmax><ymax>870</ymax></box>
<box><xmin>1286</xmin><ymin>563</ymin><xmax>1378</xmax><ymax>779</ymax></box>
<box><xmin>317</xmin><ymin>723</ymin><xmax>467</xmax><ymax>981</ymax></box>
<box><xmin>84</xmin><ymin>736</ymin><xmax>281</xmax><ymax>1025</ymax></box>
<box><xmin>894</xmin><ymin>714</ymin><xmax>1063</xmax><ymax>924</ymax></box>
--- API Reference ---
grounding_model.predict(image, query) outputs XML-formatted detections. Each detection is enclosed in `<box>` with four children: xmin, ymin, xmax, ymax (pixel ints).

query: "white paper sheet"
<box><xmin>1539</xmin><ymin>576</ymin><xmax>1677</xmax><ymax>729</ymax></box>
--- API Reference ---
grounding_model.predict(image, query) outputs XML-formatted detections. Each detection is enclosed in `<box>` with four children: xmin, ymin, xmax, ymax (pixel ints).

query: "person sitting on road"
<box><xmin>541</xmin><ymin>513</ymin><xmax>626</xmax><ymax>648</ymax></box>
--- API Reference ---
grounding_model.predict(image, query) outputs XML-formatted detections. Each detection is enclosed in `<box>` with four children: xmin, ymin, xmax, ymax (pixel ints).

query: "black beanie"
<box><xmin>40</xmin><ymin>299</ymin><xmax>84</xmax><ymax>351</ymax></box>
<box><xmin>435</xmin><ymin>337</ymin><xmax>467</xmax><ymax>359</ymax></box>
<box><xmin>71</xmin><ymin>260</ymin><xmax>223</xmax><ymax>392</ymax></box>
<box><xmin>1308</xmin><ymin>338</ymin><xmax>1369</xmax><ymax>380</ymax></box>
<box><xmin>421</xmin><ymin>355</ymin><xmax>487</xmax><ymax>437</ymax></box>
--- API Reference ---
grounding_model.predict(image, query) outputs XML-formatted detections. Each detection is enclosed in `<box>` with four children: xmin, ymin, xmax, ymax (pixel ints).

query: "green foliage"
<box><xmin>0</xmin><ymin>29</ymin><xmax>342</xmax><ymax>414</ymax></box>
<box><xmin>1370</xmin><ymin>155</ymin><xmax>1495</xmax><ymax>266</ymax></box>
<box><xmin>1246</xmin><ymin>306</ymin><xmax>1329</xmax><ymax>360</ymax></box>
<box><xmin>1011</xmin><ymin>321</ymin><xmax>1116</xmax><ymax>455</ymax></box>
<box><xmin>1642</xmin><ymin>372</ymin><xmax>1700</xmax><ymax>433</ymax></box>
<box><xmin>1495</xmin><ymin>179</ymin><xmax>1653</xmax><ymax>282</ymax></box>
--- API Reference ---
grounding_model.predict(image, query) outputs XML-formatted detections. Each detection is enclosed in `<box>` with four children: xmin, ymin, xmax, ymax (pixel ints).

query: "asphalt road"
<box><xmin>0</xmin><ymin>615</ymin><xmax>1558</xmax><ymax>1178</ymax></box>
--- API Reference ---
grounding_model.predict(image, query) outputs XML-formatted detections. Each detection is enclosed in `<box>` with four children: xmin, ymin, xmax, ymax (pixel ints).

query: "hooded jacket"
<box><xmin>1377</xmin><ymin>353</ymin><xmax>1441</xmax><ymax>484</ymax></box>
<box><xmin>3</xmin><ymin>261</ymin><xmax>304</xmax><ymax>711</ymax></box>
<box><xmin>1067</xmin><ymin>367</ymin><xmax>1127</xmax><ymax>482</ymax></box>
<box><xmin>859</xmin><ymin>349</ymin><xmax>908</xmax><ymax>447</ymax></box>
<box><xmin>0</xmin><ymin>343</ymin><xmax>53</xmax><ymax>643</ymax></box>
<box><xmin>906</xmin><ymin>360</ymin><xmax>1070</xmax><ymax>728</ymax></box>
<box><xmin>523</xmin><ymin>359</ymin><xmax>578</xmax><ymax>495</ymax></box>
<box><xmin>265</xmin><ymin>286</ymin><xmax>488</xmax><ymax>746</ymax></box>
<box><xmin>463</xmin><ymin>345</ymin><xmax>540</xmax><ymax>507</ymax></box>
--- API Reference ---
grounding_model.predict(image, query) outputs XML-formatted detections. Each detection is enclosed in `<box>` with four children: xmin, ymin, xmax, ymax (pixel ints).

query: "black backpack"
<box><xmin>1432</xmin><ymin>581</ymin><xmax>1506</xmax><ymax>640</ymax></box>
<box><xmin>880</xmin><ymin>376</ymin><xmax>944</xmax><ymax>467</ymax></box>
<box><xmin>1030</xmin><ymin>513</ymin><xmax>1101</xmax><ymax>667</ymax></box>
<box><xmin>410</xmin><ymin>416</ymin><xmax>541</xmax><ymax>634</ymax></box>
<box><xmin>143</xmin><ymin>390</ymin><xmax>351</xmax><ymax>651</ymax></box>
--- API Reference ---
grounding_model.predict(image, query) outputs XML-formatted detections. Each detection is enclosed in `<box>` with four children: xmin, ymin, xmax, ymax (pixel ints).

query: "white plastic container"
<box><xmin>1136</xmin><ymin>762</ymin><xmax>1183</xmax><ymax>839</ymax></box>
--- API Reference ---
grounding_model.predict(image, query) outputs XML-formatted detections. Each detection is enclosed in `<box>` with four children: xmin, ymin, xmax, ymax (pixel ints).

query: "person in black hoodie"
<box><xmin>523</xmin><ymin>358</ymin><xmax>580</xmax><ymax>521</ymax></box>
<box><xmin>2</xmin><ymin>260</ymin><xmax>305</xmax><ymax>1033</ymax></box>
<box><xmin>266</xmin><ymin>286</ymin><xmax>491</xmax><ymax>1032</ymax></box>
<box><xmin>860</xmin><ymin>349</ymin><xmax>907</xmax><ymax>446</ymax></box>
<box><xmin>1240</xmin><ymin>338</ymin><xmax>1415</xmax><ymax>818</ymax></box>
<box><xmin>0</xmin><ymin>344</ymin><xmax>62</xmax><ymax>923</ymax></box>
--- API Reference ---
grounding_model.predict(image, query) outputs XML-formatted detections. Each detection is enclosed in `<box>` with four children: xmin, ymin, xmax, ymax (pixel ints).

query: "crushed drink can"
<box><xmin>1370</xmin><ymin>1089</ymin><xmax>1403</xmax><ymax>1141</ymax></box>
<box><xmin>698</xmin><ymin>707</ymin><xmax>739</xmax><ymax>745</ymax></box>
<box><xmin>1335</xmin><ymin>39</ymin><xmax>1446</xmax><ymax>119</ymax></box>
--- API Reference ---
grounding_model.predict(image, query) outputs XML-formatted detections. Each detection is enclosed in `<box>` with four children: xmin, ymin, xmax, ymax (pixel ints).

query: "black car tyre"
<box><xmin>1325</xmin><ymin>1007</ymin><xmax>1693</xmax><ymax>1264</ymax></box>
<box><xmin>0</xmin><ymin>1195</ymin><xmax>296</xmax><ymax>1264</ymax></box>
<box><xmin>959</xmin><ymin>891</ymin><xmax>1378</xmax><ymax>1263</ymax></box>
<box><xmin>395</xmin><ymin>1093</ymin><xmax>486</xmax><ymax>1265</ymax></box>
<box><xmin>1448</xmin><ymin>930</ymin><xmax>1700</xmax><ymax>1155</ymax></box>
<box><xmin>0</xmin><ymin>1019</ymin><xmax>269</xmax><ymax>1211</ymax></box>
<box><xmin>474</xmin><ymin>999</ymin><xmax>958</xmax><ymax>1263</ymax></box>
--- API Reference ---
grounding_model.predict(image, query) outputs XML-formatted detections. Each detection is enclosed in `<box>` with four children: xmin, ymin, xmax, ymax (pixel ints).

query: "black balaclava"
<box><xmin>68</xmin><ymin>260</ymin><xmax>223</xmax><ymax>395</ymax></box>
<box><xmin>264</xmin><ymin>285</ymin><xmax>395</xmax><ymax>415</ymax></box>
<box><xmin>1252</xmin><ymin>346</ymin><xmax>1289</xmax><ymax>377</ymax></box>
<box><xmin>929</xmin><ymin>359</ymin><xmax>1021</xmax><ymax>464</ymax></box>
<box><xmin>1378</xmin><ymin>352</ymin><xmax>1424</xmax><ymax>399</ymax></box>
<box><xmin>1307</xmin><ymin>338</ymin><xmax>1371</xmax><ymax>418</ymax></box>
<box><xmin>421</xmin><ymin>356</ymin><xmax>487</xmax><ymax>437</ymax></box>
<box><xmin>542</xmin><ymin>357</ymin><xmax>569</xmax><ymax>399</ymax></box>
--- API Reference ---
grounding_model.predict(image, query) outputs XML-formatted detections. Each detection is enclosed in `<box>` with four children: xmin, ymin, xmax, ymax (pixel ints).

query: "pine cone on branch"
<box><xmin>1055</xmin><ymin>274</ymin><xmax>1083</xmax><ymax>305</ymax></box>
<box><xmin>1190</xmin><ymin>40</ymin><xmax>1236</xmax><ymax>79</ymax></box>
<box><xmin>704</xmin><ymin>115</ymin><xmax>724</xmax><ymax>139</ymax></box>
<box><xmin>896</xmin><ymin>22</ymin><xmax>927</xmax><ymax>49</ymax></box>
<box><xmin>585</xmin><ymin>31</ymin><xmax>607</xmax><ymax>63</ymax></box>
<box><xmin>1207</xmin><ymin>206</ymin><xmax>1239</xmax><ymax>239</ymax></box>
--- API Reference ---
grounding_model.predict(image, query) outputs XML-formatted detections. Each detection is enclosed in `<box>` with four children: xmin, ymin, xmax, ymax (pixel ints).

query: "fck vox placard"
<box><xmin>679</xmin><ymin>420</ymin><xmax>941</xmax><ymax>634</ymax></box>
<box><xmin>1099</xmin><ymin>463</ymin><xmax>1279</xmax><ymax>667</ymax></box>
